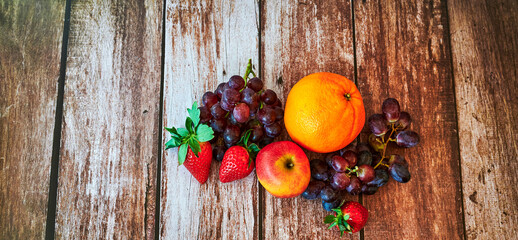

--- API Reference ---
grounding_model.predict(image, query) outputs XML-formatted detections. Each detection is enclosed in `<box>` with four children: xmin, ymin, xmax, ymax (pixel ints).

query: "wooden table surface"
<box><xmin>1</xmin><ymin>0</ymin><xmax>517</xmax><ymax>239</ymax></box>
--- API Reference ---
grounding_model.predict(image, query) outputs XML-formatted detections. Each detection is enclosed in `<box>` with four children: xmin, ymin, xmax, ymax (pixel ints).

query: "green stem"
<box><xmin>374</xmin><ymin>123</ymin><xmax>396</xmax><ymax>169</ymax></box>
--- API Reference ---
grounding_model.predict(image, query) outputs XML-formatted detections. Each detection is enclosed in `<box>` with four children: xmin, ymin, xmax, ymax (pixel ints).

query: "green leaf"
<box><xmin>165</xmin><ymin>127</ymin><xmax>179</xmax><ymax>137</ymax></box>
<box><xmin>186</xmin><ymin>117</ymin><xmax>194</xmax><ymax>133</ymax></box>
<box><xmin>196</xmin><ymin>124</ymin><xmax>214</xmax><ymax>142</ymax></box>
<box><xmin>248</xmin><ymin>143</ymin><xmax>260</xmax><ymax>154</ymax></box>
<box><xmin>177</xmin><ymin>128</ymin><xmax>189</xmax><ymax>137</ymax></box>
<box><xmin>324</xmin><ymin>215</ymin><xmax>336</xmax><ymax>224</ymax></box>
<box><xmin>343</xmin><ymin>214</ymin><xmax>350</xmax><ymax>221</ymax></box>
<box><xmin>332</xmin><ymin>208</ymin><xmax>342</xmax><ymax>214</ymax></box>
<box><xmin>178</xmin><ymin>143</ymin><xmax>188</xmax><ymax>165</ymax></box>
<box><xmin>328</xmin><ymin>222</ymin><xmax>338</xmax><ymax>230</ymax></box>
<box><xmin>187</xmin><ymin>102</ymin><xmax>200</xmax><ymax>127</ymax></box>
<box><xmin>188</xmin><ymin>138</ymin><xmax>200</xmax><ymax>157</ymax></box>
<box><xmin>165</xmin><ymin>138</ymin><xmax>181</xmax><ymax>149</ymax></box>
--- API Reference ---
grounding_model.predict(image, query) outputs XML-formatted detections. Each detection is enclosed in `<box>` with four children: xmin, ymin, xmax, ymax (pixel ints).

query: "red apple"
<box><xmin>256</xmin><ymin>141</ymin><xmax>310</xmax><ymax>198</ymax></box>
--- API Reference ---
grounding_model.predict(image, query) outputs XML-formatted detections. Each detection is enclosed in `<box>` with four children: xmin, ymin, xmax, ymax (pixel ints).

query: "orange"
<box><xmin>284</xmin><ymin>72</ymin><xmax>365</xmax><ymax>153</ymax></box>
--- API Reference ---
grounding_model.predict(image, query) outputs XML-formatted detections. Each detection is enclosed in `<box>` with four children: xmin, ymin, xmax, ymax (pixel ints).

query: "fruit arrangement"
<box><xmin>302</xmin><ymin>98</ymin><xmax>420</xmax><ymax>212</ymax></box>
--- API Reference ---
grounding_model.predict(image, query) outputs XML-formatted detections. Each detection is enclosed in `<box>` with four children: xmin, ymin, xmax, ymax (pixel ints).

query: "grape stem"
<box><xmin>243</xmin><ymin>59</ymin><xmax>256</xmax><ymax>82</ymax></box>
<box><xmin>374</xmin><ymin>123</ymin><xmax>396</xmax><ymax>169</ymax></box>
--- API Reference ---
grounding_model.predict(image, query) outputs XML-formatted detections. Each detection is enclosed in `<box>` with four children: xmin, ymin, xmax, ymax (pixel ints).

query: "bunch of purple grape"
<box><xmin>301</xmin><ymin>98</ymin><xmax>420</xmax><ymax>211</ymax></box>
<box><xmin>199</xmin><ymin>61</ymin><xmax>284</xmax><ymax>161</ymax></box>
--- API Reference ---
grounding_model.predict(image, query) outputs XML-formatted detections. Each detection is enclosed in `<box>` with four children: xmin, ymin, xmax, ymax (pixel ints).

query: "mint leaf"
<box><xmin>177</xmin><ymin>128</ymin><xmax>189</xmax><ymax>137</ymax></box>
<box><xmin>324</xmin><ymin>215</ymin><xmax>335</xmax><ymax>224</ymax></box>
<box><xmin>188</xmin><ymin>138</ymin><xmax>200</xmax><ymax>157</ymax></box>
<box><xmin>187</xmin><ymin>102</ymin><xmax>200</xmax><ymax>127</ymax></box>
<box><xmin>196</xmin><ymin>124</ymin><xmax>214</xmax><ymax>142</ymax></box>
<box><xmin>165</xmin><ymin>137</ymin><xmax>181</xmax><ymax>149</ymax></box>
<box><xmin>186</xmin><ymin>117</ymin><xmax>194</xmax><ymax>133</ymax></box>
<box><xmin>178</xmin><ymin>143</ymin><xmax>188</xmax><ymax>165</ymax></box>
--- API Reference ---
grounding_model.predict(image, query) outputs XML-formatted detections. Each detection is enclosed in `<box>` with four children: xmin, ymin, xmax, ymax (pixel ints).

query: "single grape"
<box><xmin>199</xmin><ymin>106</ymin><xmax>212</xmax><ymax>124</ymax></box>
<box><xmin>272</xmin><ymin>99</ymin><xmax>282</xmax><ymax>108</ymax></box>
<box><xmin>249</xmin><ymin>125</ymin><xmax>264</xmax><ymax>143</ymax></box>
<box><xmin>357</xmin><ymin>150</ymin><xmax>373</xmax><ymax>166</ymax></box>
<box><xmin>215</xmin><ymin>82</ymin><xmax>226</xmax><ymax>99</ymax></box>
<box><xmin>261</xmin><ymin>89</ymin><xmax>278</xmax><ymax>105</ymax></box>
<box><xmin>320</xmin><ymin>186</ymin><xmax>338</xmax><ymax>202</ymax></box>
<box><xmin>223</xmin><ymin>124</ymin><xmax>241</xmax><ymax>146</ymax></box>
<box><xmin>228</xmin><ymin>113</ymin><xmax>242</xmax><ymax>127</ymax></box>
<box><xmin>233</xmin><ymin>103</ymin><xmax>250</xmax><ymax>123</ymax></box>
<box><xmin>241</xmin><ymin>88</ymin><xmax>256</xmax><ymax>103</ymax></box>
<box><xmin>382</xmin><ymin>98</ymin><xmax>401</xmax><ymax>122</ymax></box>
<box><xmin>247</xmin><ymin>77</ymin><xmax>264</xmax><ymax>92</ymax></box>
<box><xmin>310</xmin><ymin>159</ymin><xmax>330</xmax><ymax>181</ymax></box>
<box><xmin>389</xmin><ymin>162</ymin><xmax>411</xmax><ymax>183</ymax></box>
<box><xmin>330</xmin><ymin>155</ymin><xmax>350</xmax><ymax>172</ymax></box>
<box><xmin>257</xmin><ymin>107</ymin><xmax>276</xmax><ymax>125</ymax></box>
<box><xmin>356</xmin><ymin>164</ymin><xmax>375</xmax><ymax>182</ymax></box>
<box><xmin>213</xmin><ymin>145</ymin><xmax>226</xmax><ymax>162</ymax></box>
<box><xmin>368</xmin><ymin>133</ymin><xmax>384</xmax><ymax>152</ymax></box>
<box><xmin>366</xmin><ymin>169</ymin><xmax>389</xmax><ymax>187</ymax></box>
<box><xmin>342</xmin><ymin>150</ymin><xmax>358</xmax><ymax>166</ymax></box>
<box><xmin>368</xmin><ymin>114</ymin><xmax>388</xmax><ymax>136</ymax></box>
<box><xmin>361</xmin><ymin>185</ymin><xmax>378</xmax><ymax>195</ymax></box>
<box><xmin>210</xmin><ymin>119</ymin><xmax>227</xmax><ymax>133</ymax></box>
<box><xmin>222</xmin><ymin>88</ymin><xmax>241</xmax><ymax>105</ymax></box>
<box><xmin>340</xmin><ymin>143</ymin><xmax>357</xmax><ymax>155</ymax></box>
<box><xmin>228</xmin><ymin>75</ymin><xmax>245</xmax><ymax>90</ymax></box>
<box><xmin>210</xmin><ymin>102</ymin><xmax>227</xmax><ymax>119</ymax></box>
<box><xmin>220</xmin><ymin>99</ymin><xmax>235</xmax><ymax>111</ymax></box>
<box><xmin>264</xmin><ymin>122</ymin><xmax>282</xmax><ymax>138</ymax></box>
<box><xmin>396</xmin><ymin>111</ymin><xmax>412</xmax><ymax>129</ymax></box>
<box><xmin>345</xmin><ymin>176</ymin><xmax>361</xmax><ymax>195</ymax></box>
<box><xmin>202</xmin><ymin>92</ymin><xmax>219</xmax><ymax>109</ymax></box>
<box><xmin>322</xmin><ymin>199</ymin><xmax>342</xmax><ymax>212</ymax></box>
<box><xmin>356</xmin><ymin>142</ymin><xmax>370</xmax><ymax>152</ymax></box>
<box><xmin>325</xmin><ymin>154</ymin><xmax>336</xmax><ymax>167</ymax></box>
<box><xmin>330</xmin><ymin>172</ymin><xmax>350</xmax><ymax>191</ymax></box>
<box><xmin>387</xmin><ymin>154</ymin><xmax>408</xmax><ymax>168</ymax></box>
<box><xmin>273</xmin><ymin>106</ymin><xmax>284</xmax><ymax>121</ymax></box>
<box><xmin>302</xmin><ymin>181</ymin><xmax>326</xmax><ymax>200</ymax></box>
<box><xmin>396</xmin><ymin>131</ymin><xmax>420</xmax><ymax>148</ymax></box>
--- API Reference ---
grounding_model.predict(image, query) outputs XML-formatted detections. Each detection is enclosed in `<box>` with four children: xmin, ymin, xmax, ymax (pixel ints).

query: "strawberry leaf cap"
<box><xmin>324</xmin><ymin>201</ymin><xmax>353</xmax><ymax>236</ymax></box>
<box><xmin>164</xmin><ymin>101</ymin><xmax>214</xmax><ymax>165</ymax></box>
<box><xmin>237</xmin><ymin>129</ymin><xmax>261</xmax><ymax>167</ymax></box>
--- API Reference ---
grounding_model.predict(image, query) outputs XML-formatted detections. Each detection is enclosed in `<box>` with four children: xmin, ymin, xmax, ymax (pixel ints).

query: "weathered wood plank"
<box><xmin>261</xmin><ymin>0</ymin><xmax>359</xmax><ymax>239</ymax></box>
<box><xmin>0</xmin><ymin>0</ymin><xmax>65</xmax><ymax>238</ymax></box>
<box><xmin>160</xmin><ymin>1</ymin><xmax>259</xmax><ymax>239</ymax></box>
<box><xmin>448</xmin><ymin>0</ymin><xmax>518</xmax><ymax>238</ymax></box>
<box><xmin>55</xmin><ymin>0</ymin><xmax>162</xmax><ymax>239</ymax></box>
<box><xmin>354</xmin><ymin>0</ymin><xmax>464</xmax><ymax>239</ymax></box>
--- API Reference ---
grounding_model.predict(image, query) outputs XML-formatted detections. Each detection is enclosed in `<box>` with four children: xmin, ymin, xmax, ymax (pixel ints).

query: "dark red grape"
<box><xmin>250</xmin><ymin>125</ymin><xmax>264</xmax><ymax>142</ymax></box>
<box><xmin>241</xmin><ymin>88</ymin><xmax>256</xmax><ymax>103</ymax></box>
<box><xmin>356</xmin><ymin>143</ymin><xmax>370</xmax><ymax>152</ymax></box>
<box><xmin>330</xmin><ymin>172</ymin><xmax>350</xmax><ymax>190</ymax></box>
<box><xmin>368</xmin><ymin>114</ymin><xmax>388</xmax><ymax>136</ymax></box>
<box><xmin>322</xmin><ymin>199</ymin><xmax>342</xmax><ymax>211</ymax></box>
<box><xmin>396</xmin><ymin>111</ymin><xmax>412</xmax><ymax>129</ymax></box>
<box><xmin>210</xmin><ymin>102</ymin><xmax>227</xmax><ymax>119</ymax></box>
<box><xmin>366</xmin><ymin>169</ymin><xmax>389</xmax><ymax>187</ymax></box>
<box><xmin>223</xmin><ymin>124</ymin><xmax>241</xmax><ymax>146</ymax></box>
<box><xmin>396</xmin><ymin>131</ymin><xmax>420</xmax><ymax>148</ymax></box>
<box><xmin>382</xmin><ymin>98</ymin><xmax>401</xmax><ymax>122</ymax></box>
<box><xmin>210</xmin><ymin>119</ymin><xmax>227</xmax><ymax>133</ymax></box>
<box><xmin>368</xmin><ymin>133</ymin><xmax>384</xmax><ymax>152</ymax></box>
<box><xmin>302</xmin><ymin>181</ymin><xmax>326</xmax><ymax>200</ymax></box>
<box><xmin>247</xmin><ymin>77</ymin><xmax>263</xmax><ymax>92</ymax></box>
<box><xmin>357</xmin><ymin>150</ymin><xmax>373</xmax><ymax>166</ymax></box>
<box><xmin>222</xmin><ymin>88</ymin><xmax>241</xmax><ymax>105</ymax></box>
<box><xmin>228</xmin><ymin>113</ymin><xmax>242</xmax><ymax>127</ymax></box>
<box><xmin>199</xmin><ymin>106</ymin><xmax>212</xmax><ymax>124</ymax></box>
<box><xmin>389</xmin><ymin>162</ymin><xmax>411</xmax><ymax>183</ymax></box>
<box><xmin>228</xmin><ymin>75</ymin><xmax>245</xmax><ymax>90</ymax></box>
<box><xmin>233</xmin><ymin>103</ymin><xmax>250</xmax><ymax>123</ymax></box>
<box><xmin>213</xmin><ymin>145</ymin><xmax>226</xmax><ymax>162</ymax></box>
<box><xmin>310</xmin><ymin>159</ymin><xmax>330</xmax><ymax>181</ymax></box>
<box><xmin>257</xmin><ymin>107</ymin><xmax>276</xmax><ymax>125</ymax></box>
<box><xmin>345</xmin><ymin>176</ymin><xmax>361</xmax><ymax>195</ymax></box>
<box><xmin>342</xmin><ymin>150</ymin><xmax>358</xmax><ymax>166</ymax></box>
<box><xmin>261</xmin><ymin>89</ymin><xmax>278</xmax><ymax>105</ymax></box>
<box><xmin>320</xmin><ymin>186</ymin><xmax>338</xmax><ymax>202</ymax></box>
<box><xmin>357</xmin><ymin>164</ymin><xmax>375</xmax><ymax>182</ymax></box>
<box><xmin>273</xmin><ymin>106</ymin><xmax>284</xmax><ymax>121</ymax></box>
<box><xmin>330</xmin><ymin>155</ymin><xmax>349</xmax><ymax>172</ymax></box>
<box><xmin>340</xmin><ymin>143</ymin><xmax>357</xmax><ymax>155</ymax></box>
<box><xmin>387</xmin><ymin>154</ymin><xmax>408</xmax><ymax>168</ymax></box>
<box><xmin>361</xmin><ymin>185</ymin><xmax>378</xmax><ymax>195</ymax></box>
<box><xmin>272</xmin><ymin>99</ymin><xmax>282</xmax><ymax>107</ymax></box>
<box><xmin>220</xmin><ymin>100</ymin><xmax>234</xmax><ymax>111</ymax></box>
<box><xmin>202</xmin><ymin>92</ymin><xmax>219</xmax><ymax>109</ymax></box>
<box><xmin>264</xmin><ymin>122</ymin><xmax>282</xmax><ymax>138</ymax></box>
<box><xmin>215</xmin><ymin>82</ymin><xmax>226</xmax><ymax>98</ymax></box>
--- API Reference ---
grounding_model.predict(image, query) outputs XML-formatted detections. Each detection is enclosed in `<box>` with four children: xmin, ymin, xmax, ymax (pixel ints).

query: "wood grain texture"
<box><xmin>354</xmin><ymin>0</ymin><xmax>464</xmax><ymax>239</ymax></box>
<box><xmin>160</xmin><ymin>1</ymin><xmax>259</xmax><ymax>239</ymax></box>
<box><xmin>55</xmin><ymin>0</ymin><xmax>162</xmax><ymax>239</ymax></box>
<box><xmin>448</xmin><ymin>0</ymin><xmax>518</xmax><ymax>239</ymax></box>
<box><xmin>261</xmin><ymin>0</ymin><xmax>359</xmax><ymax>239</ymax></box>
<box><xmin>0</xmin><ymin>0</ymin><xmax>64</xmax><ymax>238</ymax></box>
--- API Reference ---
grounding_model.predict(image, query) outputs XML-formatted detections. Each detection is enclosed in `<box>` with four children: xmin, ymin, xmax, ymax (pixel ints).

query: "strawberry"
<box><xmin>324</xmin><ymin>201</ymin><xmax>368</xmax><ymax>236</ymax></box>
<box><xmin>219</xmin><ymin>130</ymin><xmax>260</xmax><ymax>183</ymax></box>
<box><xmin>165</xmin><ymin>102</ymin><xmax>215</xmax><ymax>184</ymax></box>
